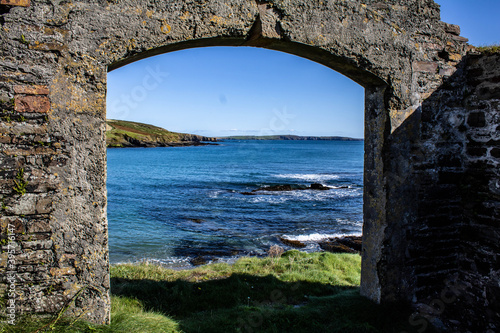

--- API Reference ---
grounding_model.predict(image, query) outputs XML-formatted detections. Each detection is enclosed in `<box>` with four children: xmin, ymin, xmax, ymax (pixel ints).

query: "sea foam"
<box><xmin>281</xmin><ymin>232</ymin><xmax>362</xmax><ymax>242</ymax></box>
<box><xmin>274</xmin><ymin>173</ymin><xmax>340</xmax><ymax>182</ymax></box>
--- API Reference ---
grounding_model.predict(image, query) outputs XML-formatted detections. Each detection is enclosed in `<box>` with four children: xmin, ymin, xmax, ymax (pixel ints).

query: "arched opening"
<box><xmin>103</xmin><ymin>38</ymin><xmax>390</xmax><ymax>307</ymax></box>
<box><xmin>102</xmin><ymin>43</ymin><xmax>399</xmax><ymax>331</ymax></box>
<box><xmin>106</xmin><ymin>45</ymin><xmax>366</xmax><ymax>267</ymax></box>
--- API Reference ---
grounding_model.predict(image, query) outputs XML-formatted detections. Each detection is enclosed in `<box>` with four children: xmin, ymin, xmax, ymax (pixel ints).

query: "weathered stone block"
<box><xmin>438</xmin><ymin>155</ymin><xmax>462</xmax><ymax>168</ymax></box>
<box><xmin>442</xmin><ymin>22</ymin><xmax>460</xmax><ymax>36</ymax></box>
<box><xmin>14</xmin><ymin>95</ymin><xmax>50</xmax><ymax>113</ymax></box>
<box><xmin>0</xmin><ymin>216</ymin><xmax>25</xmax><ymax>234</ymax></box>
<box><xmin>26</xmin><ymin>219</ymin><xmax>52</xmax><ymax>233</ymax></box>
<box><xmin>50</xmin><ymin>267</ymin><xmax>76</xmax><ymax>277</ymax></box>
<box><xmin>22</xmin><ymin>239</ymin><xmax>53</xmax><ymax>250</ymax></box>
<box><xmin>467</xmin><ymin>146</ymin><xmax>487</xmax><ymax>157</ymax></box>
<box><xmin>6</xmin><ymin>194</ymin><xmax>37</xmax><ymax>215</ymax></box>
<box><xmin>14</xmin><ymin>85</ymin><xmax>50</xmax><ymax>95</ymax></box>
<box><xmin>467</xmin><ymin>112</ymin><xmax>486</xmax><ymax>127</ymax></box>
<box><xmin>16</xmin><ymin>265</ymin><xmax>35</xmax><ymax>273</ymax></box>
<box><xmin>478</xmin><ymin>86</ymin><xmax>500</xmax><ymax>100</ymax></box>
<box><xmin>16</xmin><ymin>250</ymin><xmax>53</xmax><ymax>265</ymax></box>
<box><xmin>36</xmin><ymin>197</ymin><xmax>53</xmax><ymax>214</ymax></box>
<box><xmin>28</xmin><ymin>179</ymin><xmax>60</xmax><ymax>193</ymax></box>
<box><xmin>422</xmin><ymin>42</ymin><xmax>444</xmax><ymax>51</ymax></box>
<box><xmin>29</xmin><ymin>42</ymin><xmax>66</xmax><ymax>53</ymax></box>
<box><xmin>0</xmin><ymin>0</ymin><xmax>30</xmax><ymax>6</ymax></box>
<box><xmin>17</xmin><ymin>232</ymin><xmax>51</xmax><ymax>242</ymax></box>
<box><xmin>439</xmin><ymin>66</ymin><xmax>456</xmax><ymax>77</ymax></box>
<box><xmin>413</xmin><ymin>61</ymin><xmax>438</xmax><ymax>73</ymax></box>
<box><xmin>490</xmin><ymin>75</ymin><xmax>500</xmax><ymax>84</ymax></box>
<box><xmin>0</xmin><ymin>134</ymin><xmax>11</xmax><ymax>143</ymax></box>
<box><xmin>59</xmin><ymin>253</ymin><xmax>77</xmax><ymax>264</ymax></box>
<box><xmin>451</xmin><ymin>35</ymin><xmax>469</xmax><ymax>43</ymax></box>
<box><xmin>0</xmin><ymin>252</ymin><xmax>9</xmax><ymax>269</ymax></box>
<box><xmin>448</xmin><ymin>53</ymin><xmax>462</xmax><ymax>62</ymax></box>
<box><xmin>4</xmin><ymin>123</ymin><xmax>49</xmax><ymax>136</ymax></box>
<box><xmin>467</xmin><ymin>67</ymin><xmax>484</xmax><ymax>78</ymax></box>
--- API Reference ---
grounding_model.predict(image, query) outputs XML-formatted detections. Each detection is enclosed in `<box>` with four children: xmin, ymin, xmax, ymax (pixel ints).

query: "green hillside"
<box><xmin>106</xmin><ymin>119</ymin><xmax>217</xmax><ymax>148</ymax></box>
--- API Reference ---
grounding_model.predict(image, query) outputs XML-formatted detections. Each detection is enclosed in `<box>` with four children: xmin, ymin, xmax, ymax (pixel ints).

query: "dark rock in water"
<box><xmin>319</xmin><ymin>235</ymin><xmax>362</xmax><ymax>254</ymax></box>
<box><xmin>319</xmin><ymin>242</ymin><xmax>358</xmax><ymax>254</ymax></box>
<box><xmin>338</xmin><ymin>235</ymin><xmax>362</xmax><ymax>252</ymax></box>
<box><xmin>267</xmin><ymin>245</ymin><xmax>285</xmax><ymax>258</ymax></box>
<box><xmin>246</xmin><ymin>183</ymin><xmax>332</xmax><ymax>194</ymax></box>
<box><xmin>190</xmin><ymin>256</ymin><xmax>209</xmax><ymax>266</ymax></box>
<box><xmin>310</xmin><ymin>183</ymin><xmax>330</xmax><ymax>190</ymax></box>
<box><xmin>280</xmin><ymin>237</ymin><xmax>307</xmax><ymax>248</ymax></box>
<box><xmin>189</xmin><ymin>248</ymin><xmax>241</xmax><ymax>266</ymax></box>
<box><xmin>259</xmin><ymin>184</ymin><xmax>295</xmax><ymax>192</ymax></box>
<box><xmin>189</xmin><ymin>218</ymin><xmax>205</xmax><ymax>223</ymax></box>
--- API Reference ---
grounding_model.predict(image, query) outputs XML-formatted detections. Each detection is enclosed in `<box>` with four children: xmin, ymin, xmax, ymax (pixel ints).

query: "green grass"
<box><xmin>13</xmin><ymin>168</ymin><xmax>28</xmax><ymax>196</ymax></box>
<box><xmin>107</xmin><ymin>119</ymin><xmax>176</xmax><ymax>137</ymax></box>
<box><xmin>476</xmin><ymin>44</ymin><xmax>500</xmax><ymax>55</ymax></box>
<box><xmin>0</xmin><ymin>296</ymin><xmax>179</xmax><ymax>333</ymax></box>
<box><xmin>0</xmin><ymin>251</ymin><xmax>427</xmax><ymax>333</ymax></box>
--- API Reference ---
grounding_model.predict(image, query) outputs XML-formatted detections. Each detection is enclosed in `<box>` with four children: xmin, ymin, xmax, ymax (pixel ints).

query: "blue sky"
<box><xmin>107</xmin><ymin>1</ymin><xmax>500</xmax><ymax>138</ymax></box>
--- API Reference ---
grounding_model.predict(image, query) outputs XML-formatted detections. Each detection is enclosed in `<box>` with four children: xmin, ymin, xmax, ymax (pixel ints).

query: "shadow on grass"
<box><xmin>111</xmin><ymin>274</ymin><xmax>428</xmax><ymax>333</ymax></box>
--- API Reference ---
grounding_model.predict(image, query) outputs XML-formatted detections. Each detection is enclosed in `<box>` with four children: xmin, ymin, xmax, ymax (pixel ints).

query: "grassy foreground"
<box><xmin>1</xmin><ymin>251</ymin><xmax>423</xmax><ymax>333</ymax></box>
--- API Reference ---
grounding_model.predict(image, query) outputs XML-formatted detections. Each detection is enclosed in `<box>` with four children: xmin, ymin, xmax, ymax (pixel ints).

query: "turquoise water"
<box><xmin>107</xmin><ymin>140</ymin><xmax>364</xmax><ymax>267</ymax></box>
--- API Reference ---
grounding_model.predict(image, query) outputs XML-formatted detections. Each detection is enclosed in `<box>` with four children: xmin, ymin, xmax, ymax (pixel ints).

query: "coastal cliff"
<box><xmin>106</xmin><ymin>119</ymin><xmax>217</xmax><ymax>148</ymax></box>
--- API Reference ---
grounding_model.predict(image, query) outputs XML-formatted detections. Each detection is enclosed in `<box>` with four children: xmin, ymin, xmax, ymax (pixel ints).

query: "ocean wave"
<box><xmin>274</xmin><ymin>173</ymin><xmax>340</xmax><ymax>182</ymax></box>
<box><xmin>247</xmin><ymin>196</ymin><xmax>289</xmax><ymax>204</ymax></box>
<box><xmin>206</xmin><ymin>189</ymin><xmax>237</xmax><ymax>198</ymax></box>
<box><xmin>113</xmin><ymin>255</ymin><xmax>243</xmax><ymax>269</ymax></box>
<box><xmin>237</xmin><ymin>188</ymin><xmax>362</xmax><ymax>203</ymax></box>
<box><xmin>280</xmin><ymin>232</ymin><xmax>362</xmax><ymax>242</ymax></box>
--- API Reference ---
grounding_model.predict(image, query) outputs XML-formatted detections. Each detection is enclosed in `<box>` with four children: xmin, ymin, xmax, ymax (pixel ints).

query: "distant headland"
<box><xmin>105</xmin><ymin>119</ymin><xmax>363</xmax><ymax>148</ymax></box>
<box><xmin>219</xmin><ymin>135</ymin><xmax>363</xmax><ymax>141</ymax></box>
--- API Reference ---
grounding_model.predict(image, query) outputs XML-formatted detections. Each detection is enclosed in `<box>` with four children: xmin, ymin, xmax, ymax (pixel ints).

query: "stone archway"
<box><xmin>5</xmin><ymin>1</ymin><xmax>494</xmax><ymax>331</ymax></box>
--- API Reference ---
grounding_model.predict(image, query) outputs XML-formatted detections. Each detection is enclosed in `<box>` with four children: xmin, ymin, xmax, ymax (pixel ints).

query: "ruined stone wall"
<box><xmin>0</xmin><ymin>0</ymin><xmax>110</xmax><ymax>324</ymax></box>
<box><xmin>0</xmin><ymin>0</ymin><xmax>498</xmax><ymax>331</ymax></box>
<box><xmin>458</xmin><ymin>53</ymin><xmax>500</xmax><ymax>331</ymax></box>
<box><xmin>397</xmin><ymin>50</ymin><xmax>500</xmax><ymax>332</ymax></box>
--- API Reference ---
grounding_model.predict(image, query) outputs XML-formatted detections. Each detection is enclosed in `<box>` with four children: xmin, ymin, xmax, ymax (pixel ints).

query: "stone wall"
<box><xmin>391</xmin><ymin>50</ymin><xmax>500</xmax><ymax>332</ymax></box>
<box><xmin>458</xmin><ymin>53</ymin><xmax>500</xmax><ymax>331</ymax></box>
<box><xmin>375</xmin><ymin>19</ymin><xmax>470</xmax><ymax>305</ymax></box>
<box><xmin>0</xmin><ymin>0</ymin><xmax>498</xmax><ymax>331</ymax></box>
<box><xmin>0</xmin><ymin>0</ymin><xmax>110</xmax><ymax>324</ymax></box>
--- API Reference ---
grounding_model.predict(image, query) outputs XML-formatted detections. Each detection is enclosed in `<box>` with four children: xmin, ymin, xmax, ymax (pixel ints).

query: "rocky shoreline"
<box><xmin>184</xmin><ymin>183</ymin><xmax>361</xmax><ymax>266</ymax></box>
<box><xmin>184</xmin><ymin>234</ymin><xmax>362</xmax><ymax>267</ymax></box>
<box><xmin>278</xmin><ymin>235</ymin><xmax>362</xmax><ymax>254</ymax></box>
<box><xmin>109</xmin><ymin>138</ymin><xmax>217</xmax><ymax>148</ymax></box>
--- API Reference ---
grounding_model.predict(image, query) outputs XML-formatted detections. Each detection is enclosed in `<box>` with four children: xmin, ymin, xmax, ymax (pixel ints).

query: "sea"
<box><xmin>107</xmin><ymin>140</ymin><xmax>364</xmax><ymax>268</ymax></box>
